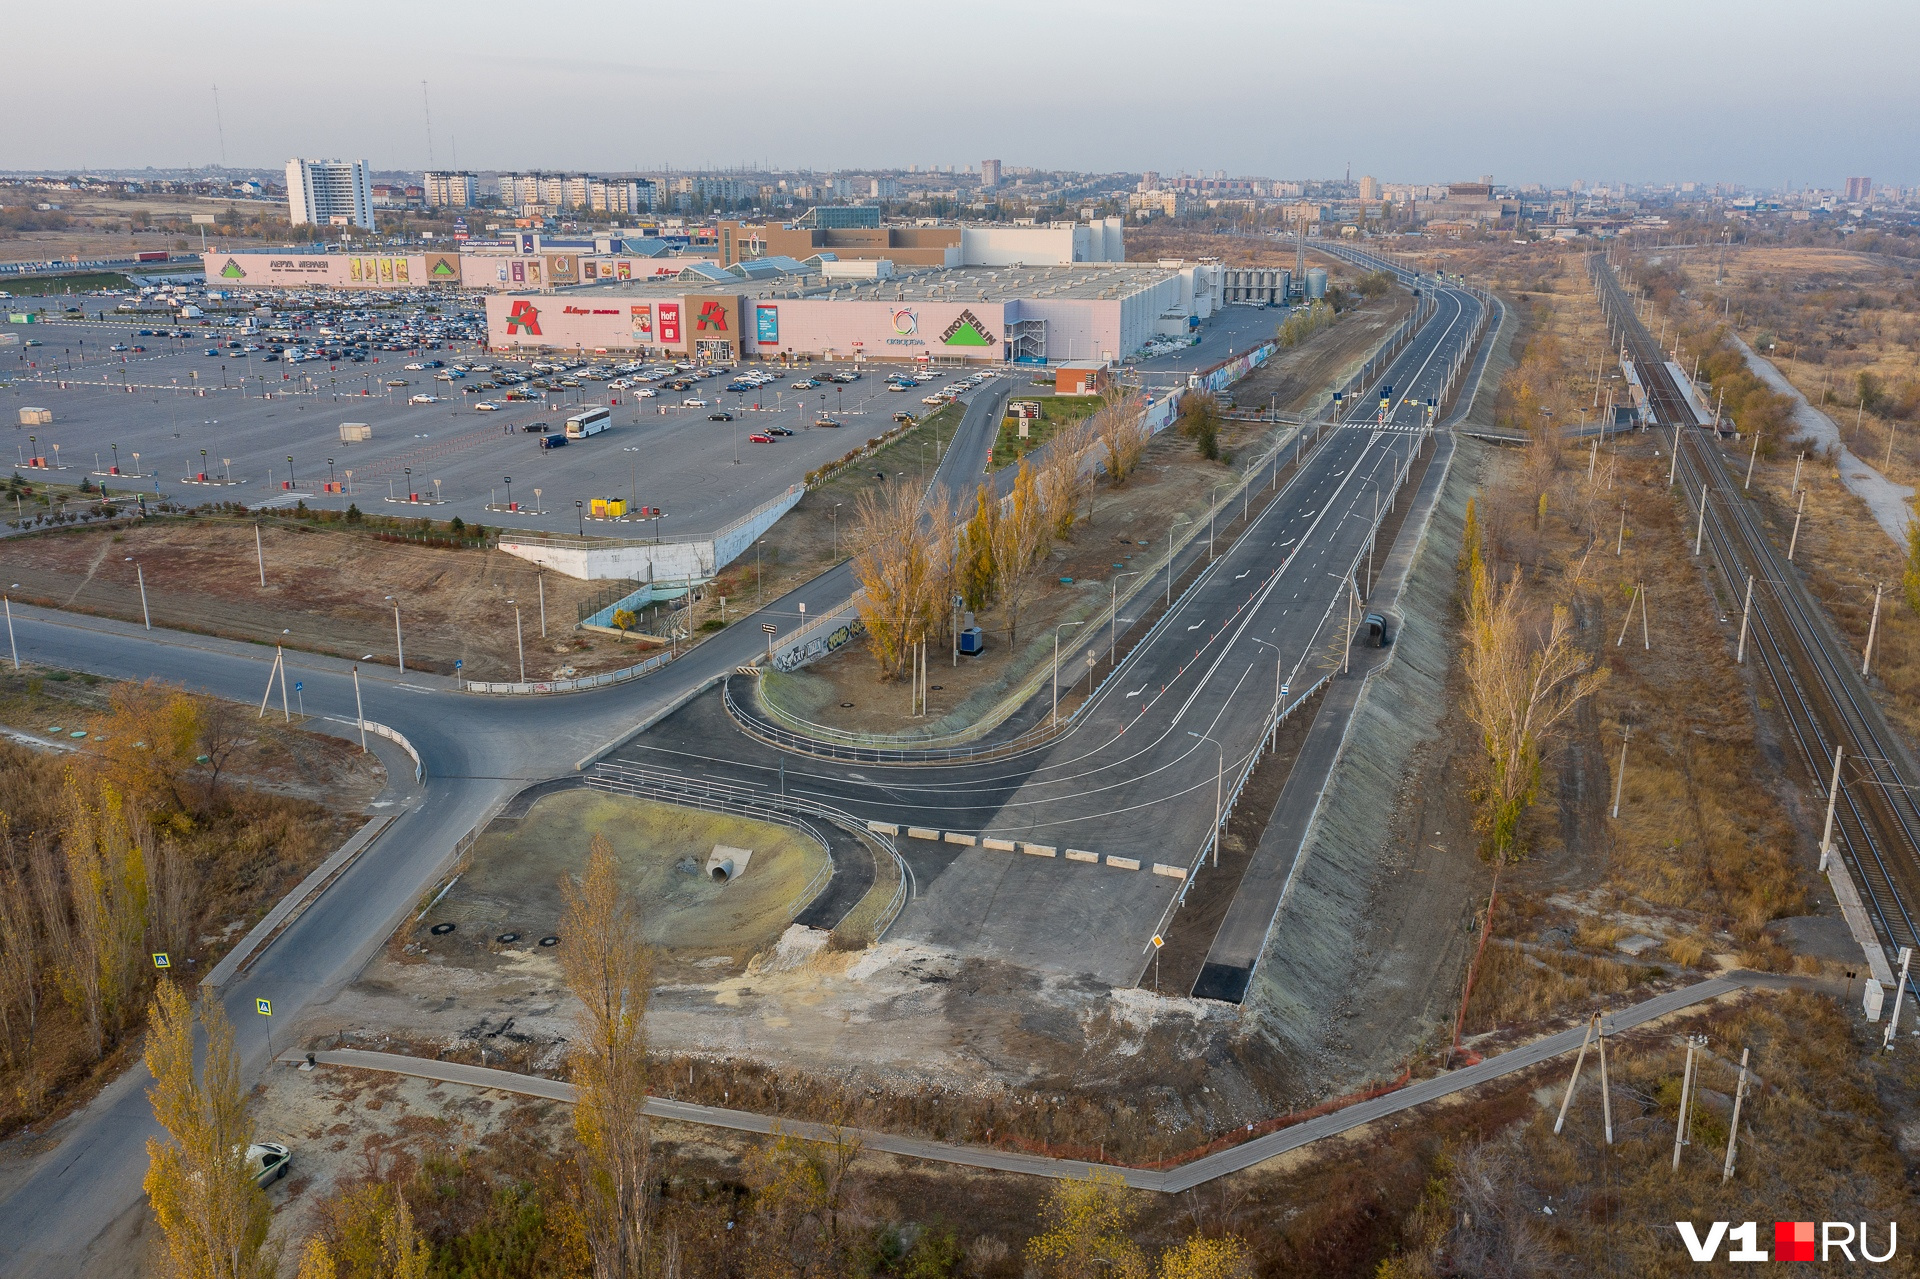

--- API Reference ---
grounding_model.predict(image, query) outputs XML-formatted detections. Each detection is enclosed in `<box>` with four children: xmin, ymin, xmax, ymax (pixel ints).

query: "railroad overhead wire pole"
<box><xmin>1788</xmin><ymin>490</ymin><xmax>1807</xmax><ymax>561</ymax></box>
<box><xmin>1864</xmin><ymin>583</ymin><xmax>1884</xmax><ymax>676</ymax></box>
<box><xmin>1819</xmin><ymin>746</ymin><xmax>1845</xmax><ymax>873</ymax></box>
<box><xmin>1736</xmin><ymin>574</ymin><xmax>1754</xmax><ymax>665</ymax></box>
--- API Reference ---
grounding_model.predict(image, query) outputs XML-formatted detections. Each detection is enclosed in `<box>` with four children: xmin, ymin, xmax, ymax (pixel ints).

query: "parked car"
<box><xmin>682</xmin><ymin>398</ymin><xmax>709</xmax><ymax>407</ymax></box>
<box><xmin>246</xmin><ymin>1142</ymin><xmax>292</xmax><ymax>1189</ymax></box>
<box><xmin>408</xmin><ymin>394</ymin><xmax>438</xmax><ymax>405</ymax></box>
<box><xmin>538</xmin><ymin>433</ymin><xmax>568</xmax><ymax>449</ymax></box>
<box><xmin>748</xmin><ymin>432</ymin><xmax>774</xmax><ymax>444</ymax></box>
<box><xmin>814</xmin><ymin>416</ymin><xmax>842</xmax><ymax>428</ymax></box>
<box><xmin>473</xmin><ymin>401</ymin><xmax>499</xmax><ymax>411</ymax></box>
<box><xmin>709</xmin><ymin>411</ymin><xmax>734</xmax><ymax>421</ymax></box>
<box><xmin>767</xmin><ymin>425</ymin><xmax>794</xmax><ymax>436</ymax></box>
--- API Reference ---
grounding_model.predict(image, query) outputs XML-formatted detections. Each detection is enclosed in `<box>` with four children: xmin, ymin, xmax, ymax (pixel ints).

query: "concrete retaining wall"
<box><xmin>498</xmin><ymin>485</ymin><xmax>804</xmax><ymax>584</ymax></box>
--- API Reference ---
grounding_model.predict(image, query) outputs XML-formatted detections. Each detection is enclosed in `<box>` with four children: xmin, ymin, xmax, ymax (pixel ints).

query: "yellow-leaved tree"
<box><xmin>143</xmin><ymin>980</ymin><xmax>270</xmax><ymax>1279</ymax></box>
<box><xmin>1025</xmin><ymin>1170</ymin><xmax>1148</xmax><ymax>1279</ymax></box>
<box><xmin>992</xmin><ymin>460</ymin><xmax>1051</xmax><ymax>644</ymax></box>
<box><xmin>560</xmin><ymin>832</ymin><xmax>655</xmax><ymax>1279</ymax></box>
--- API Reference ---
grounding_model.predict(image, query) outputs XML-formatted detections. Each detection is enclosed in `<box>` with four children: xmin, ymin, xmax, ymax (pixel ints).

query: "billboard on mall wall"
<box><xmin>657</xmin><ymin>301</ymin><xmax>681</xmax><ymax>344</ymax></box>
<box><xmin>755</xmin><ymin>304</ymin><xmax>779</xmax><ymax>345</ymax></box>
<box><xmin>202</xmin><ymin>252</ymin><xmax>446</xmax><ymax>288</ymax></box>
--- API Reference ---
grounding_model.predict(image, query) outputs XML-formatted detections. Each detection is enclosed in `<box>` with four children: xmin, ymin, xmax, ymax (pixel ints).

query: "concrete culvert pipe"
<box><xmin>704</xmin><ymin>844</ymin><xmax>753</xmax><ymax>883</ymax></box>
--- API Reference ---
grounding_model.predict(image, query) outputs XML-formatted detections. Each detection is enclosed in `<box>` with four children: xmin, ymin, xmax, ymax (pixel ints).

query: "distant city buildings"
<box><xmin>1846</xmin><ymin>176</ymin><xmax>1873</xmax><ymax>202</ymax></box>
<box><xmin>286</xmin><ymin>158</ymin><xmax>374</xmax><ymax>229</ymax></box>
<box><xmin>425</xmin><ymin>171</ymin><xmax>478</xmax><ymax>208</ymax></box>
<box><xmin>981</xmin><ymin>159</ymin><xmax>1002</xmax><ymax>189</ymax></box>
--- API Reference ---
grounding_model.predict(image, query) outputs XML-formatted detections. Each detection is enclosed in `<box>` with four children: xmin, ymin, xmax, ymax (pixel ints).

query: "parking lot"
<box><xmin>4</xmin><ymin>313</ymin><xmax>1000</xmax><ymax>539</ymax></box>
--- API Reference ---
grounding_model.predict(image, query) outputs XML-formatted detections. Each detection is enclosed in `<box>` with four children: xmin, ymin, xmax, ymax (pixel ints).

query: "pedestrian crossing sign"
<box><xmin>257</xmin><ymin>999</ymin><xmax>272</xmax><ymax>1016</ymax></box>
<box><xmin>152</xmin><ymin>953</ymin><xmax>170</xmax><ymax>969</ymax></box>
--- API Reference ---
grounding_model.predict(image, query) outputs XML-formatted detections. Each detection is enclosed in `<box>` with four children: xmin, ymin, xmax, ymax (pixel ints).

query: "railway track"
<box><xmin>1590</xmin><ymin>255</ymin><xmax>1920</xmax><ymax>975</ymax></box>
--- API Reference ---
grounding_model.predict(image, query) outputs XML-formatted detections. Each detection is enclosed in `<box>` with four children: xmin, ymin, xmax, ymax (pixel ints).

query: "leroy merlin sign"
<box><xmin>939</xmin><ymin>308</ymin><xmax>998</xmax><ymax>348</ymax></box>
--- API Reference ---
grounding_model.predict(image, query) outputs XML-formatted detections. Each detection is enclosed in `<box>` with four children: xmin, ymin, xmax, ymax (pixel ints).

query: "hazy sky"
<box><xmin>13</xmin><ymin>0</ymin><xmax>1916</xmax><ymax>187</ymax></box>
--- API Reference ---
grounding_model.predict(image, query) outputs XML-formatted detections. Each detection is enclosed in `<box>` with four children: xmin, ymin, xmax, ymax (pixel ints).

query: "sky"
<box><xmin>12</xmin><ymin>0</ymin><xmax>1918</xmax><ymax>188</ymax></box>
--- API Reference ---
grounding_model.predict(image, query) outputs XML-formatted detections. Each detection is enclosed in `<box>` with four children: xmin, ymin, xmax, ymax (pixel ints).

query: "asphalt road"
<box><xmin>0</xmin><ymin>286</ymin><xmax>1473</xmax><ymax>1274</ymax></box>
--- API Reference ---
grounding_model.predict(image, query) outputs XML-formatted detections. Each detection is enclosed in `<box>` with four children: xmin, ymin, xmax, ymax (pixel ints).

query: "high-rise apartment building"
<box><xmin>1358</xmin><ymin>174</ymin><xmax>1381</xmax><ymax>202</ymax></box>
<box><xmin>981</xmin><ymin>158</ymin><xmax>1002</xmax><ymax>189</ymax></box>
<box><xmin>286</xmin><ymin>158</ymin><xmax>374</xmax><ymax>229</ymax></box>
<box><xmin>588</xmin><ymin>177</ymin><xmax>658</xmax><ymax>215</ymax></box>
<box><xmin>1846</xmin><ymin>176</ymin><xmax>1873</xmax><ymax>202</ymax></box>
<box><xmin>424</xmin><ymin>171</ymin><xmax>477</xmax><ymax>208</ymax></box>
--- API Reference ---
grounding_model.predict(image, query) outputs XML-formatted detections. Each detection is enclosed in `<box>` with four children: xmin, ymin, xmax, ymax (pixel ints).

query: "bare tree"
<box><xmin>559</xmin><ymin>833</ymin><xmax>655</xmax><ymax>1279</ymax></box>
<box><xmin>1092</xmin><ymin>387</ymin><xmax>1151</xmax><ymax>485</ymax></box>
<box><xmin>1038</xmin><ymin>418</ymin><xmax>1094</xmax><ymax>540</ymax></box>
<box><xmin>848</xmin><ymin>480</ymin><xmax>953</xmax><ymax>677</ymax></box>
<box><xmin>196</xmin><ymin>700</ymin><xmax>245</xmax><ymax>806</ymax></box>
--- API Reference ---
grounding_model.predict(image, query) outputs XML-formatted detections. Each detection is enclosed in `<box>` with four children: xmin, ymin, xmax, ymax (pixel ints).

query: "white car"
<box><xmin>404</xmin><ymin>362</ymin><xmax>426</xmax><ymax>371</ymax></box>
<box><xmin>246</xmin><ymin>1142</ymin><xmax>292</xmax><ymax>1189</ymax></box>
<box><xmin>473</xmin><ymin>401</ymin><xmax>500</xmax><ymax>411</ymax></box>
<box><xmin>408</xmin><ymin>394</ymin><xmax>439</xmax><ymax>405</ymax></box>
<box><xmin>608</xmin><ymin>378</ymin><xmax>631</xmax><ymax>390</ymax></box>
<box><xmin>682</xmin><ymin>397</ymin><xmax>709</xmax><ymax>407</ymax></box>
<box><xmin>922</xmin><ymin>394</ymin><xmax>947</xmax><ymax>406</ymax></box>
<box><xmin>634</xmin><ymin>387</ymin><xmax>656</xmax><ymax>397</ymax></box>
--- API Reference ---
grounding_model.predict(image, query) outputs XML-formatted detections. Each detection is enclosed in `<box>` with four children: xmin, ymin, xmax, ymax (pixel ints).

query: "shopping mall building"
<box><xmin>479</xmin><ymin>261</ymin><xmax>1222</xmax><ymax>365</ymax></box>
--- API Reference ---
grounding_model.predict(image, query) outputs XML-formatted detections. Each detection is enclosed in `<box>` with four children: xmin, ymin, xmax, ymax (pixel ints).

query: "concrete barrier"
<box><xmin>1022</xmin><ymin>843</ymin><xmax>1057</xmax><ymax>857</ymax></box>
<box><xmin>1065</xmin><ymin>849</ymin><xmax>1099</xmax><ymax>864</ymax></box>
<box><xmin>943</xmin><ymin>832</ymin><xmax>977</xmax><ymax>846</ymax></box>
<box><xmin>867</xmin><ymin>820</ymin><xmax>900</xmax><ymax>836</ymax></box>
<box><xmin>1152</xmin><ymin>863</ymin><xmax>1188</xmax><ymax>880</ymax></box>
<box><xmin>1105</xmin><ymin>855</ymin><xmax>1140</xmax><ymax>871</ymax></box>
<box><xmin>907</xmin><ymin>826</ymin><xmax>940</xmax><ymax>841</ymax></box>
<box><xmin>982</xmin><ymin>837</ymin><xmax>1017</xmax><ymax>852</ymax></box>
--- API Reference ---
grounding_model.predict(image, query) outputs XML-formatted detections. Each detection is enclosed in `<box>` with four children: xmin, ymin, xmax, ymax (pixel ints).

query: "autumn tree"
<box><xmin>99</xmin><ymin>680</ymin><xmax>201</xmax><ymax>812</ymax></box>
<box><xmin>301</xmin><ymin>1182</ymin><xmax>431</xmax><ymax>1279</ymax></box>
<box><xmin>1092</xmin><ymin>386</ymin><xmax>1151</xmax><ymax>484</ymax></box>
<box><xmin>992</xmin><ymin>460</ymin><xmax>1051</xmax><ymax>644</ymax></box>
<box><xmin>1037</xmin><ymin>417</ymin><xmax>1094</xmax><ymax>539</ymax></box>
<box><xmin>745</xmin><ymin>1124</ymin><xmax>864</xmax><ymax>1275</ymax></box>
<box><xmin>60</xmin><ymin>775</ymin><xmax>150</xmax><ymax>1058</ymax></box>
<box><xmin>957</xmin><ymin>483</ymin><xmax>1000</xmax><ymax>612</ymax></box>
<box><xmin>1025</xmin><ymin>1170</ymin><xmax>1148</xmax><ymax>1279</ymax></box>
<box><xmin>559</xmin><ymin>833</ymin><xmax>655</xmax><ymax>1279</ymax></box>
<box><xmin>1178</xmin><ymin>393</ymin><xmax>1223</xmax><ymax>462</ymax></box>
<box><xmin>143</xmin><ymin>980</ymin><xmax>271</xmax><ymax>1279</ymax></box>
<box><xmin>1461</xmin><ymin>562</ymin><xmax>1607</xmax><ymax>865</ymax></box>
<box><xmin>849</xmin><ymin>480</ymin><xmax>954</xmax><ymax>677</ymax></box>
<box><xmin>1157</xmin><ymin>1236</ymin><xmax>1252</xmax><ymax>1279</ymax></box>
<box><xmin>1904</xmin><ymin>517</ymin><xmax>1920</xmax><ymax>616</ymax></box>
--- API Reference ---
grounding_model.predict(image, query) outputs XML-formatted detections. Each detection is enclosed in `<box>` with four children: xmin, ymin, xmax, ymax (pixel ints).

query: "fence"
<box><xmin>359</xmin><ymin>719</ymin><xmax>423</xmax><ymax>782</ymax></box>
<box><xmin>463</xmin><ymin>647</ymin><xmax>676</xmax><ymax>696</ymax></box>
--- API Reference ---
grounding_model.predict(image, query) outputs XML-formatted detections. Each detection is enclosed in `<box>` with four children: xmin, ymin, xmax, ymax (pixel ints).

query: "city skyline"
<box><xmin>13</xmin><ymin>0</ymin><xmax>1917</xmax><ymax>187</ymax></box>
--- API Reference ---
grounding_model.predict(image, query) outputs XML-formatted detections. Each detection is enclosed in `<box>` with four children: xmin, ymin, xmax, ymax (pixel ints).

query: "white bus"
<box><xmin>564</xmin><ymin>406</ymin><xmax>610</xmax><ymax>439</ymax></box>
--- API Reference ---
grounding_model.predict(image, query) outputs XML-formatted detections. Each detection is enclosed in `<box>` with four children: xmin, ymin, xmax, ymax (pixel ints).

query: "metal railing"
<box><xmin>463</xmin><ymin>647</ymin><xmax>675</xmax><ymax>696</ymax></box>
<box><xmin>586</xmin><ymin>760</ymin><xmax>908</xmax><ymax>936</ymax></box>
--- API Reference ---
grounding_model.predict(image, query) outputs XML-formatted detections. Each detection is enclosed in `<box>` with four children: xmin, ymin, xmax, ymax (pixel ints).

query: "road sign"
<box><xmin>1150</xmin><ymin>934</ymin><xmax>1165</xmax><ymax>949</ymax></box>
<box><xmin>1280</xmin><ymin>683</ymin><xmax>1290</xmax><ymax>696</ymax></box>
<box><xmin>152</xmin><ymin>952</ymin><xmax>170</xmax><ymax>969</ymax></box>
<box><xmin>293</xmin><ymin>680</ymin><xmax>303</xmax><ymax>691</ymax></box>
<box><xmin>453</xmin><ymin>660</ymin><xmax>462</xmax><ymax>670</ymax></box>
<box><xmin>761</xmin><ymin>623</ymin><xmax>777</xmax><ymax>634</ymax></box>
<box><xmin>256</xmin><ymin>998</ymin><xmax>271</xmax><ymax>1016</ymax></box>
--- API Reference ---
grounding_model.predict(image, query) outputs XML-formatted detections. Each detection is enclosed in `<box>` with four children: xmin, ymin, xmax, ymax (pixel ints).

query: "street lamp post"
<box><xmin>1052</xmin><ymin>621</ymin><xmax>1085</xmax><ymax>729</ymax></box>
<box><xmin>576</xmin><ymin>500</ymin><xmax>584</xmax><ymax>535</ymax></box>
<box><xmin>510</xmin><ymin>600</ymin><xmax>526</xmax><ymax>682</ymax></box>
<box><xmin>1110</xmin><ymin>571</ymin><xmax>1141</xmax><ymax>664</ymax></box>
<box><xmin>385</xmin><ymin>596</ymin><xmax>405</xmax><ymax>673</ymax></box>
<box><xmin>1209</xmin><ymin>483</ymin><xmax>1229</xmax><ymax>558</ymax></box>
<box><xmin>1188</xmin><ymin>730</ymin><xmax>1224</xmax><ymax>866</ymax></box>
<box><xmin>832</xmin><ymin>503</ymin><xmax>843</xmax><ymax>561</ymax></box>
<box><xmin>1167</xmin><ymin>516</ymin><xmax>1191</xmax><ymax>606</ymax></box>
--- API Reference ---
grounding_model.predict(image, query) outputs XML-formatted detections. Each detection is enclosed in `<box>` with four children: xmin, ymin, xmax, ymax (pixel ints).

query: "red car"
<box><xmin>749</xmin><ymin>432</ymin><xmax>774</xmax><ymax>443</ymax></box>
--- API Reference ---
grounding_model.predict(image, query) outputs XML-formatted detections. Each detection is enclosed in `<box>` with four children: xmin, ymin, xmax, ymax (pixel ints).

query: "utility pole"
<box><xmin>4</xmin><ymin>596</ymin><xmax>17</xmax><ymax>671</ymax></box>
<box><xmin>1864</xmin><ymin>583</ymin><xmax>1884</xmax><ymax>676</ymax></box>
<box><xmin>1721</xmin><ymin>1047</ymin><xmax>1751</xmax><ymax>1181</ymax></box>
<box><xmin>1744</xmin><ymin>430</ymin><xmax>1761</xmax><ymax>490</ymax></box>
<box><xmin>1788</xmin><ymin>490</ymin><xmax>1806</xmax><ymax>561</ymax></box>
<box><xmin>255</xmin><ymin>522</ymin><xmax>266</xmax><ymax>586</ymax></box>
<box><xmin>1611</xmin><ymin>727</ymin><xmax>1629</xmax><ymax>818</ymax></box>
<box><xmin>1736</xmin><ymin>574</ymin><xmax>1755</xmax><ymax>664</ymax></box>
<box><xmin>1616</xmin><ymin>503</ymin><xmax>1626</xmax><ymax>556</ymax></box>
<box><xmin>1819</xmin><ymin>746</ymin><xmax>1844</xmax><ymax>873</ymax></box>
<box><xmin>1694</xmin><ymin>491</ymin><xmax>1707</xmax><ymax>556</ymax></box>
<box><xmin>1884</xmin><ymin>946</ymin><xmax>1913</xmax><ymax>1052</ymax></box>
<box><xmin>135</xmin><ymin>563</ymin><xmax>150</xmax><ymax>629</ymax></box>
<box><xmin>1672</xmin><ymin>1036</ymin><xmax>1699</xmax><ymax>1172</ymax></box>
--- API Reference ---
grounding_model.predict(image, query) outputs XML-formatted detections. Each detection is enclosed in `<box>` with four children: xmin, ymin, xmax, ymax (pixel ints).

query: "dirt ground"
<box><xmin>0</xmin><ymin>662</ymin><xmax>386</xmax><ymax>810</ymax></box>
<box><xmin>0</xmin><ymin>517</ymin><xmax>662</xmax><ymax>680</ymax></box>
<box><xmin>1453</xmin><ymin>256</ymin><xmax>1840</xmax><ymax>1049</ymax></box>
<box><xmin>403</xmin><ymin>789</ymin><xmax>827</xmax><ymax>984</ymax></box>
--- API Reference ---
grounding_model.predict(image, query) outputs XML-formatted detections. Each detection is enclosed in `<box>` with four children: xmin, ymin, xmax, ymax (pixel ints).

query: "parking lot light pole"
<box><xmin>1052</xmin><ymin>621</ymin><xmax>1085</xmax><ymax>729</ymax></box>
<box><xmin>1189</xmin><ymin>730</ymin><xmax>1224</xmax><ymax>866</ymax></box>
<box><xmin>126</xmin><ymin>558</ymin><xmax>151</xmax><ymax>629</ymax></box>
<box><xmin>509</xmin><ymin>600</ymin><xmax>526</xmax><ymax>682</ymax></box>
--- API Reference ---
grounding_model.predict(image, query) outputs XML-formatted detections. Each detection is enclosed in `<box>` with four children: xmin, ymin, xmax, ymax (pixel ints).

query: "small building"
<box><xmin>19</xmin><ymin>407</ymin><xmax>52</xmax><ymax>426</ymax></box>
<box><xmin>1055</xmin><ymin>362</ymin><xmax>1109</xmax><ymax>395</ymax></box>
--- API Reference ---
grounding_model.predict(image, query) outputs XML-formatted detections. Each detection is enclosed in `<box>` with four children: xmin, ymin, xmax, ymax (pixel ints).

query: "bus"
<box><xmin>564</xmin><ymin>406</ymin><xmax>610</xmax><ymax>439</ymax></box>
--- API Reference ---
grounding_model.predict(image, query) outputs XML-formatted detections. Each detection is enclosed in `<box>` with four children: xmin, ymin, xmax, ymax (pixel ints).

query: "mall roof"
<box><xmin>564</xmin><ymin>261</ymin><xmax>1188</xmax><ymax>304</ymax></box>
